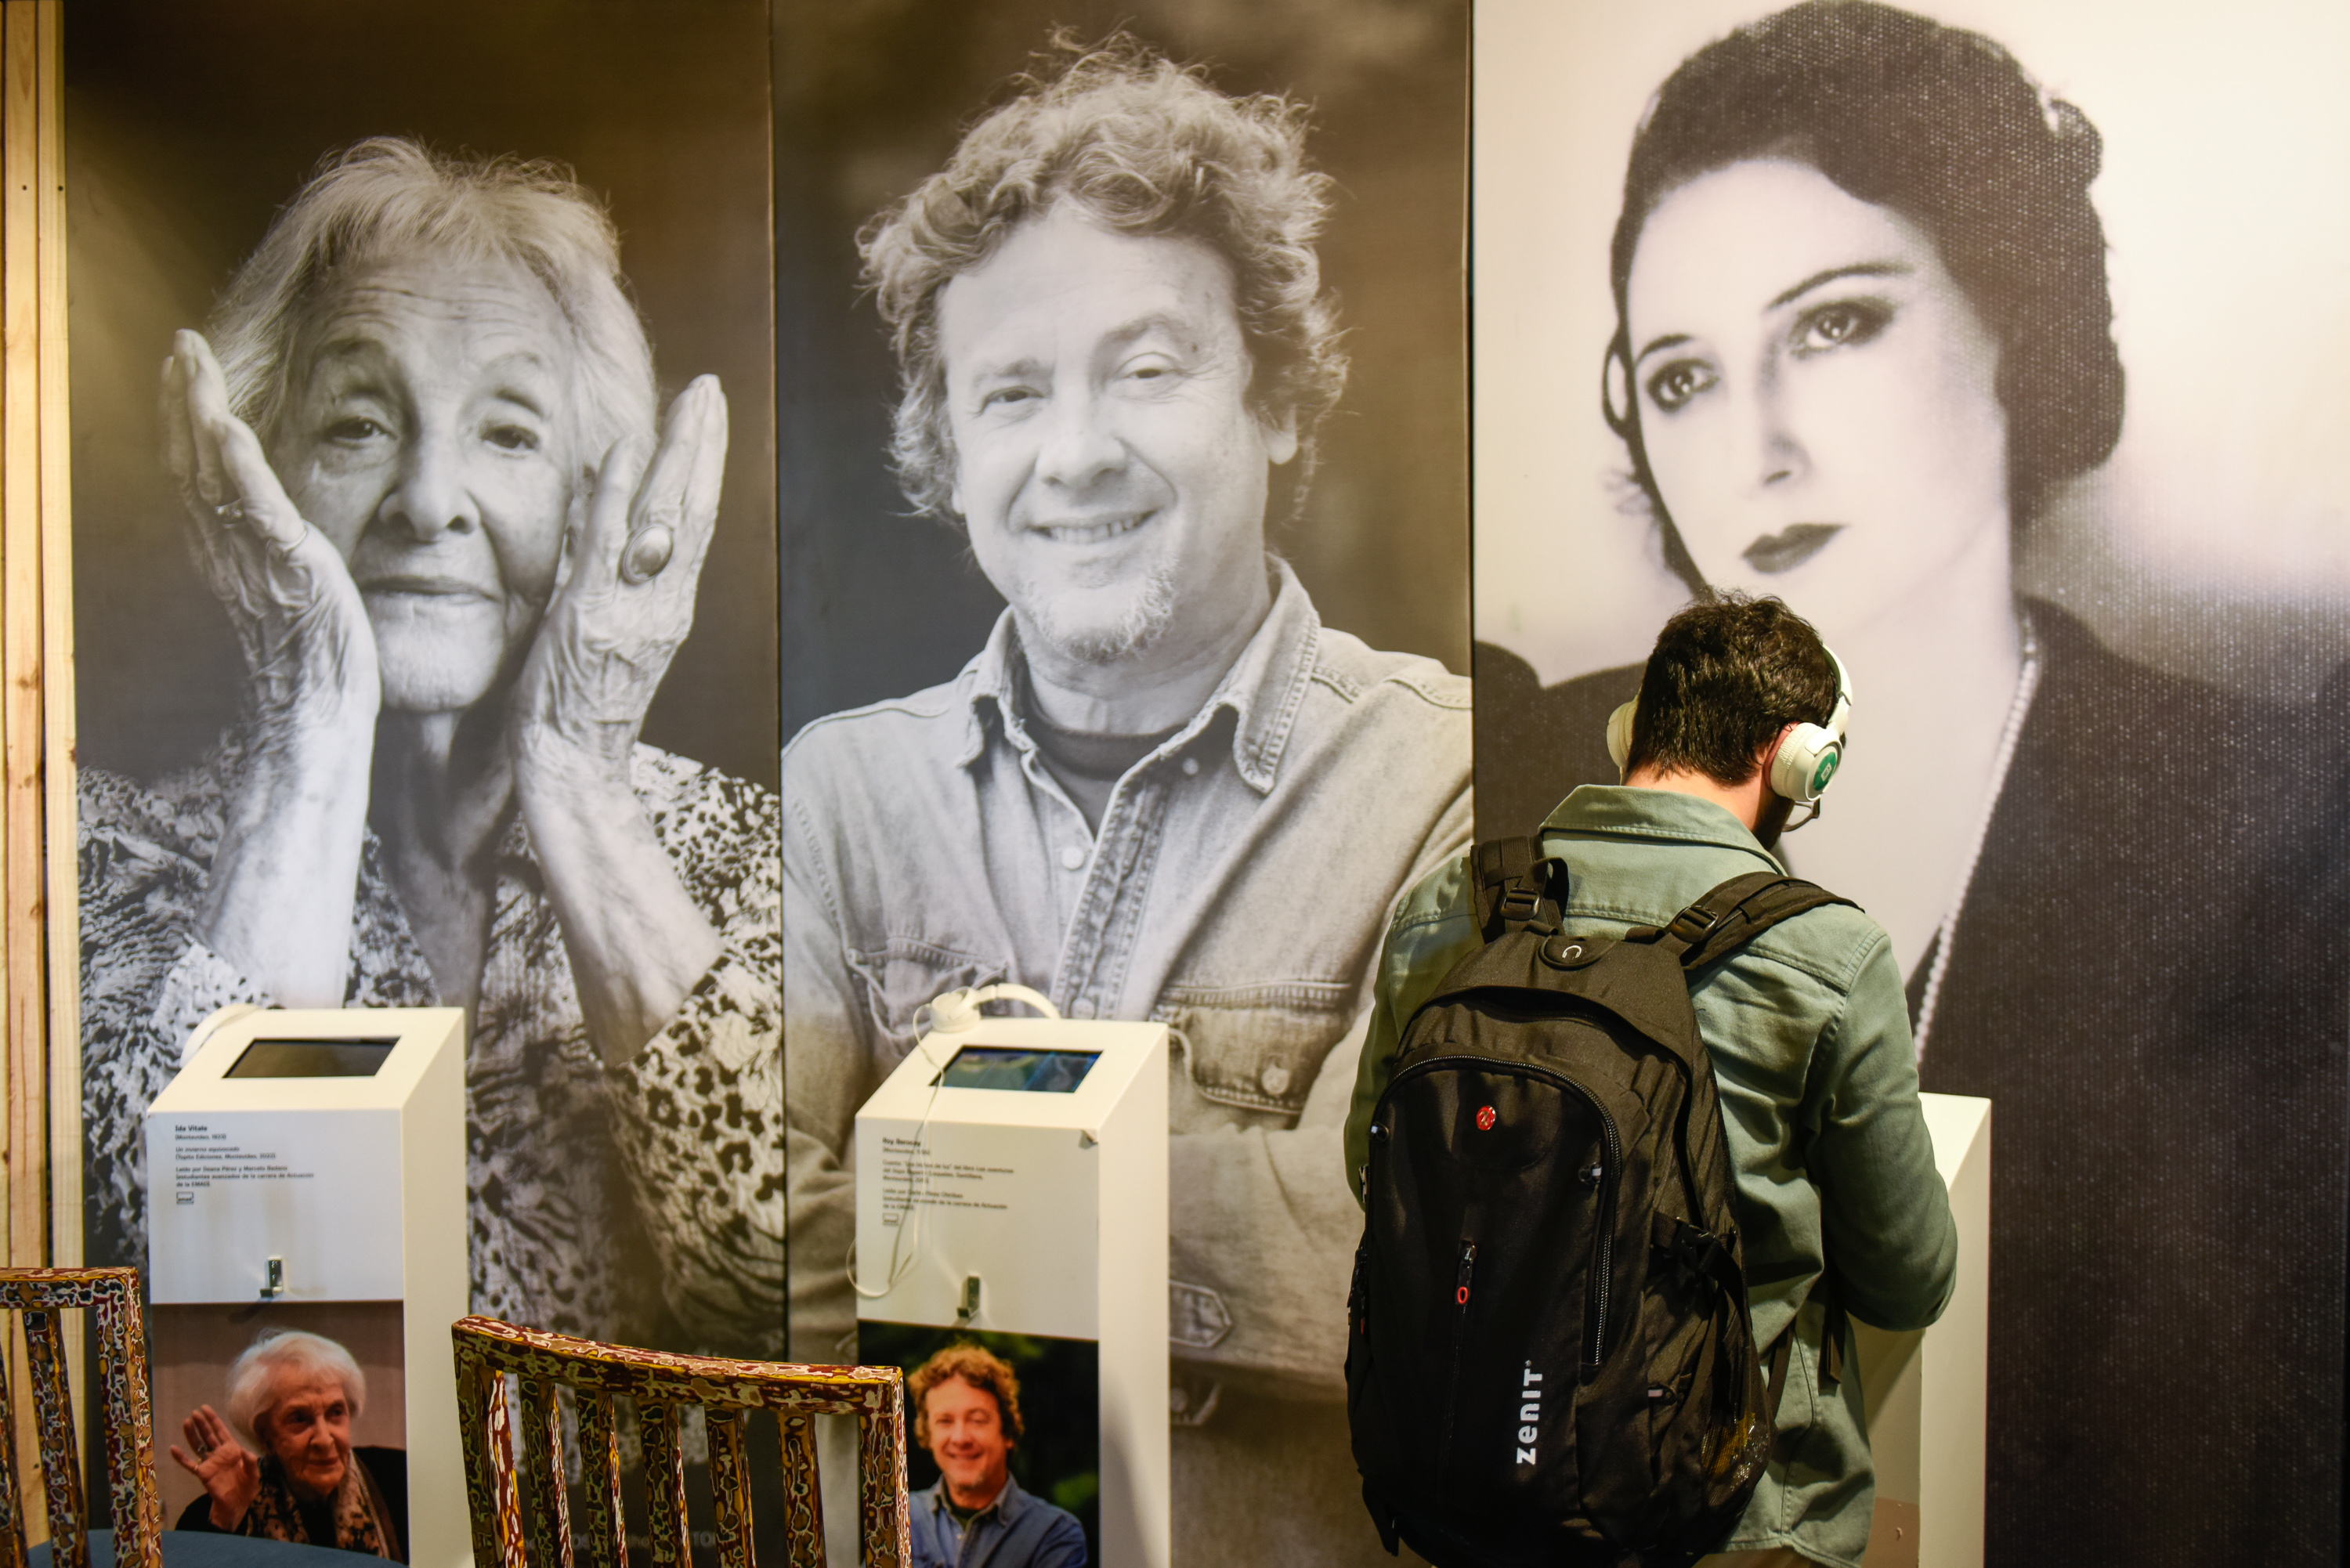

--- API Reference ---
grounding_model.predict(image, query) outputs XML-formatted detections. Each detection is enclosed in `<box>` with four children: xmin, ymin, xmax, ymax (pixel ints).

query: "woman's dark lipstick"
<box><xmin>1741</xmin><ymin>523</ymin><xmax>1843</xmax><ymax>575</ymax></box>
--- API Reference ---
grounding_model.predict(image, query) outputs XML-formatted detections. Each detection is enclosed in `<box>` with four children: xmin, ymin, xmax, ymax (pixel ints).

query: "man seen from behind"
<box><xmin>1348</xmin><ymin>595</ymin><xmax>1957</xmax><ymax>1567</ymax></box>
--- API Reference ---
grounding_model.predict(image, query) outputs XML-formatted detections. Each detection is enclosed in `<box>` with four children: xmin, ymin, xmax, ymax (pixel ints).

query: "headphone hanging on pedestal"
<box><xmin>1606</xmin><ymin>649</ymin><xmax>1853</xmax><ymax>805</ymax></box>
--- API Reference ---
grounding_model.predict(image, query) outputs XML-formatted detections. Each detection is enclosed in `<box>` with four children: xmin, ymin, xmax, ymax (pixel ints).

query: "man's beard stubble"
<box><xmin>1019</xmin><ymin>562</ymin><xmax>1180</xmax><ymax>668</ymax></box>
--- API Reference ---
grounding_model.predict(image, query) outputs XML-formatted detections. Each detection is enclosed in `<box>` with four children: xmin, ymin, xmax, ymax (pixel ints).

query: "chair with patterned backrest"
<box><xmin>451</xmin><ymin>1315</ymin><xmax>911</xmax><ymax>1568</ymax></box>
<box><xmin>0</xmin><ymin>1267</ymin><xmax>164</xmax><ymax>1568</ymax></box>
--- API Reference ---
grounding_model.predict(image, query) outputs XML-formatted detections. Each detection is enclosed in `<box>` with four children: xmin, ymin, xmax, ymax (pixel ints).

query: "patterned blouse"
<box><xmin>78</xmin><ymin>732</ymin><xmax>783</xmax><ymax>1354</ymax></box>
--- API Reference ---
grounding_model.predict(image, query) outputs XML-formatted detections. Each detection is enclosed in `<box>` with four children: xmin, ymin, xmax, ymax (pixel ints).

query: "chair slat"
<box><xmin>706</xmin><ymin>1410</ymin><xmax>754</xmax><ymax>1568</ymax></box>
<box><xmin>454</xmin><ymin>1348</ymin><xmax>511</xmax><ymax>1568</ymax></box>
<box><xmin>576</xmin><ymin>1392</ymin><xmax>627</xmax><ymax>1568</ymax></box>
<box><xmin>24</xmin><ymin>1311</ymin><xmax>84</xmax><ymax>1568</ymax></box>
<box><xmin>0</xmin><ymin>1334</ymin><xmax>25</xmax><ymax>1568</ymax></box>
<box><xmin>638</xmin><ymin>1403</ymin><xmax>690</xmax><ymax>1568</ymax></box>
<box><xmin>519</xmin><ymin>1375</ymin><xmax>572</xmax><ymax>1568</ymax></box>
<box><xmin>857</xmin><ymin>1402</ymin><xmax>911</xmax><ymax>1568</ymax></box>
<box><xmin>91</xmin><ymin>1286</ymin><xmax>164</xmax><ymax>1568</ymax></box>
<box><xmin>777</xmin><ymin>1411</ymin><xmax>825</xmax><ymax>1568</ymax></box>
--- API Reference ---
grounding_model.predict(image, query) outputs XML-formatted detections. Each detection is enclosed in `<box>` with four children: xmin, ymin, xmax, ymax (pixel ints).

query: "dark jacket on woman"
<box><xmin>1471</xmin><ymin>602</ymin><xmax>2350</xmax><ymax>1566</ymax></box>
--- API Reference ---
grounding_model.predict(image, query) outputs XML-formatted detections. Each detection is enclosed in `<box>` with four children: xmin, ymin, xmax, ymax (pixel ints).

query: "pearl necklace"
<box><xmin>1912</xmin><ymin>612</ymin><xmax>2041</xmax><ymax>1061</ymax></box>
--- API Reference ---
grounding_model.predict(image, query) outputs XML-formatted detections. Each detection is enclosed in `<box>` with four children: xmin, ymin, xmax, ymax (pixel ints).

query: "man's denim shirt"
<box><xmin>1346</xmin><ymin>786</ymin><xmax>1958</xmax><ymax>1568</ymax></box>
<box><xmin>785</xmin><ymin>560</ymin><xmax>1473</xmax><ymax>1393</ymax></box>
<box><xmin>909</xmin><ymin>1472</ymin><xmax>1088</xmax><ymax>1568</ymax></box>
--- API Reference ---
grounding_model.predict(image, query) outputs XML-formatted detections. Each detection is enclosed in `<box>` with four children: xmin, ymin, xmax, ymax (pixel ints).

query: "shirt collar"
<box><xmin>922</xmin><ymin>1469</ymin><xmax>1031</xmax><ymax>1523</ymax></box>
<box><xmin>956</xmin><ymin>555</ymin><xmax>1321</xmax><ymax>795</ymax></box>
<box><xmin>1538</xmin><ymin>783</ymin><xmax>1788</xmax><ymax>873</ymax></box>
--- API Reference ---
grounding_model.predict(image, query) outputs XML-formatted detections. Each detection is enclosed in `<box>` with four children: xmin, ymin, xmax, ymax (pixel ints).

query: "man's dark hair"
<box><xmin>1626</xmin><ymin>594</ymin><xmax>1838</xmax><ymax>786</ymax></box>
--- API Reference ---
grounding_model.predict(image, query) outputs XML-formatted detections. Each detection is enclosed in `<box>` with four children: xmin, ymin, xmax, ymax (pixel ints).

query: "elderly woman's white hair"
<box><xmin>222</xmin><ymin>1330</ymin><xmax>366</xmax><ymax>1449</ymax></box>
<box><xmin>209</xmin><ymin>135</ymin><xmax>657</xmax><ymax>469</ymax></box>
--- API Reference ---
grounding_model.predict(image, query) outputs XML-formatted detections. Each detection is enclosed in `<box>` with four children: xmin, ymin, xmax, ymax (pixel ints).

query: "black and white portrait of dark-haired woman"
<box><xmin>1473</xmin><ymin>2</ymin><xmax>2350</xmax><ymax>1563</ymax></box>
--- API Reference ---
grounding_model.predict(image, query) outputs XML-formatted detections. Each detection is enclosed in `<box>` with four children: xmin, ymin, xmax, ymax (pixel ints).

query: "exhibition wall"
<box><xmin>8</xmin><ymin>2</ymin><xmax>2341</xmax><ymax>1564</ymax></box>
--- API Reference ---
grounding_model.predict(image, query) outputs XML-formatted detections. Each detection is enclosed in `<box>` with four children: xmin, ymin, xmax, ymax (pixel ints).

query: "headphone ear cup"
<box><xmin>1606</xmin><ymin>700</ymin><xmax>1638</xmax><ymax>776</ymax></box>
<box><xmin>1770</xmin><ymin>723</ymin><xmax>1844</xmax><ymax>804</ymax></box>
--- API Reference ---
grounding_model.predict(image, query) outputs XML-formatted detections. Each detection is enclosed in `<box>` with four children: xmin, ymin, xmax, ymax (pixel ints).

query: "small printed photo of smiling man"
<box><xmin>902</xmin><ymin>1339</ymin><xmax>1092</xmax><ymax>1568</ymax></box>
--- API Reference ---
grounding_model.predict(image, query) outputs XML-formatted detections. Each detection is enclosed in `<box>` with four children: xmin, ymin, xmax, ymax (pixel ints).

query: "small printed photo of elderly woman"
<box><xmin>169</xmin><ymin>1330</ymin><xmax>407</xmax><ymax>1558</ymax></box>
<box><xmin>73</xmin><ymin>131</ymin><xmax>783</xmax><ymax>1357</ymax></box>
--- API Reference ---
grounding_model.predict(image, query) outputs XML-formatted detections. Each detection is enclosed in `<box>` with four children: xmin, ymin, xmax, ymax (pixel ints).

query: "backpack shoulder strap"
<box><xmin>1470</xmin><ymin>836</ymin><xmax>1567</xmax><ymax>941</ymax></box>
<box><xmin>1645</xmin><ymin>872</ymin><xmax>1858</xmax><ymax>970</ymax></box>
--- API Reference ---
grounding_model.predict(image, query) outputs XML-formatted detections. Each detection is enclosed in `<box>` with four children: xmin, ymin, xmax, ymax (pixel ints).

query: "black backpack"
<box><xmin>1347</xmin><ymin>839</ymin><xmax>1855</xmax><ymax>1568</ymax></box>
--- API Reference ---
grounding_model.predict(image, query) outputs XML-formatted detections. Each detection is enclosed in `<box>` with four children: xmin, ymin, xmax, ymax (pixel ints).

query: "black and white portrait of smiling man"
<box><xmin>1472</xmin><ymin>2</ymin><xmax>2350</xmax><ymax>1564</ymax></box>
<box><xmin>780</xmin><ymin>10</ymin><xmax>1471</xmax><ymax>1566</ymax></box>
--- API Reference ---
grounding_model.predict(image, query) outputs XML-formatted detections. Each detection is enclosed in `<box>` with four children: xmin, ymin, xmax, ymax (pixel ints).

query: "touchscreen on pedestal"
<box><xmin>223</xmin><ymin>1037</ymin><xmax>400</xmax><ymax>1078</ymax></box>
<box><xmin>935</xmin><ymin>1046</ymin><xmax>1101</xmax><ymax>1093</ymax></box>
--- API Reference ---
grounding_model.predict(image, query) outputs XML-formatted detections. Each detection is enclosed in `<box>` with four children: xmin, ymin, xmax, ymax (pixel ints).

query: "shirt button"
<box><xmin>1181</xmin><ymin>757</ymin><xmax>1201</xmax><ymax>777</ymax></box>
<box><xmin>1058</xmin><ymin>846</ymin><xmax>1086</xmax><ymax>871</ymax></box>
<box><xmin>1260</xmin><ymin>1063</ymin><xmax>1291</xmax><ymax>1096</ymax></box>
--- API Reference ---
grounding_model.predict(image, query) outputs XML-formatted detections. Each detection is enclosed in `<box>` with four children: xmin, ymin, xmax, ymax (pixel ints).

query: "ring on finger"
<box><xmin>620</xmin><ymin>523</ymin><xmax>675</xmax><ymax>585</ymax></box>
<box><xmin>213</xmin><ymin>498</ymin><xmax>247</xmax><ymax>522</ymax></box>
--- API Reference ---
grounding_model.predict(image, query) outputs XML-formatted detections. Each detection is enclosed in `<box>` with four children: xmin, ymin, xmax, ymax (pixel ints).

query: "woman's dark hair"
<box><xmin>1604</xmin><ymin>0</ymin><xmax>2124</xmax><ymax>590</ymax></box>
<box><xmin>1628</xmin><ymin>594</ymin><xmax>1838</xmax><ymax>786</ymax></box>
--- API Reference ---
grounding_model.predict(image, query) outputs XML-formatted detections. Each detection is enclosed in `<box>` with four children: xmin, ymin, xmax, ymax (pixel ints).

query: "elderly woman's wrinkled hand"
<box><xmin>168</xmin><ymin>1402</ymin><xmax>262</xmax><ymax>1530</ymax></box>
<box><xmin>162</xmin><ymin>330</ymin><xmax>381</xmax><ymax>736</ymax></box>
<box><xmin>507</xmin><ymin>374</ymin><xmax>727</xmax><ymax>782</ymax></box>
<box><xmin>502</xmin><ymin>374</ymin><xmax>727</xmax><ymax>1062</ymax></box>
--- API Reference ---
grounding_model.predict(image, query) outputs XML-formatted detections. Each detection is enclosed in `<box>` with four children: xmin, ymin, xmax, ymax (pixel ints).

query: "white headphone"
<box><xmin>1606</xmin><ymin>648</ymin><xmax>1853</xmax><ymax>806</ymax></box>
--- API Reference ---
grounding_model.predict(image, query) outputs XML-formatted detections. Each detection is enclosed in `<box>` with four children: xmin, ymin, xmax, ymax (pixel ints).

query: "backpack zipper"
<box><xmin>1438</xmin><ymin>1234</ymin><xmax>1478</xmax><ymax>1469</ymax></box>
<box><xmin>1380</xmin><ymin>1056</ymin><xmax>1623</xmax><ymax>1375</ymax></box>
<box><xmin>1586</xmin><ymin>1111</ymin><xmax>1622</xmax><ymax>1371</ymax></box>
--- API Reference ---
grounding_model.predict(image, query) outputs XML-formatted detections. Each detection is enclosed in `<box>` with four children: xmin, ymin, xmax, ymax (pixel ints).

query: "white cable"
<box><xmin>847</xmin><ymin>1031</ymin><xmax>953</xmax><ymax>1299</ymax></box>
<box><xmin>844</xmin><ymin>983</ymin><xmax>1065</xmax><ymax>1300</ymax></box>
<box><xmin>921</xmin><ymin>983</ymin><xmax>1061</xmax><ymax>1031</ymax></box>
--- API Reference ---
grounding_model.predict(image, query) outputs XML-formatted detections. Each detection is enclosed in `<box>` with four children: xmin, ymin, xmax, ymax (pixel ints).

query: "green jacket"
<box><xmin>1344</xmin><ymin>785</ymin><xmax>1958</xmax><ymax>1568</ymax></box>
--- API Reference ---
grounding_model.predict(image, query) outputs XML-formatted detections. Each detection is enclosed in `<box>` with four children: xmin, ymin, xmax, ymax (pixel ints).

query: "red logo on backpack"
<box><xmin>1476</xmin><ymin>1105</ymin><xmax>1497</xmax><ymax>1131</ymax></box>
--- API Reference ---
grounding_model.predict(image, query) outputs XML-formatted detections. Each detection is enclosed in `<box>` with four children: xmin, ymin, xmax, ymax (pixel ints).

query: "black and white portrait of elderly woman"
<box><xmin>77</xmin><ymin>137</ymin><xmax>783</xmax><ymax>1354</ymax></box>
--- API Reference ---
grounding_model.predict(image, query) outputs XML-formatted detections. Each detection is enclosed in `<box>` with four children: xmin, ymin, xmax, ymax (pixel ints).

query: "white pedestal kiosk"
<box><xmin>1853</xmin><ymin>1092</ymin><xmax>1991</xmax><ymax>1567</ymax></box>
<box><xmin>145</xmin><ymin>1006</ymin><xmax>469</xmax><ymax>1568</ymax></box>
<box><xmin>857</xmin><ymin>989</ymin><xmax>1169</xmax><ymax>1568</ymax></box>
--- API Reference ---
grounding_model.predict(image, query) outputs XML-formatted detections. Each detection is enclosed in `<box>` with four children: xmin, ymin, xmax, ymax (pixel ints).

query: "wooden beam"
<box><xmin>2</xmin><ymin>0</ymin><xmax>45</xmax><ymax>1267</ymax></box>
<box><xmin>33</xmin><ymin>0</ymin><xmax>81</xmax><ymax>1459</ymax></box>
<box><xmin>0</xmin><ymin>1</ymin><xmax>58</xmax><ymax>1538</ymax></box>
<box><xmin>31</xmin><ymin>0</ymin><xmax>68</xmax><ymax>1280</ymax></box>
